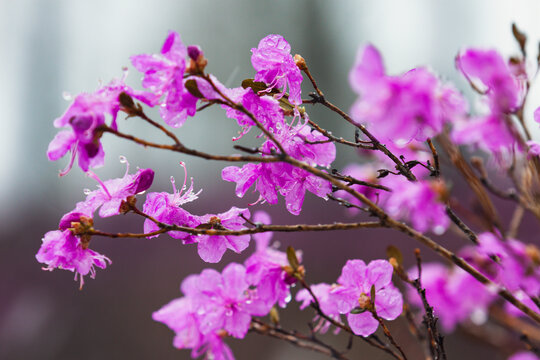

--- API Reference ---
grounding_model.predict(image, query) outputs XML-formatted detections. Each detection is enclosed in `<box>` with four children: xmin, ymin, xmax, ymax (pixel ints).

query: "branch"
<box><xmin>250</xmin><ymin>319</ymin><xmax>351</xmax><ymax>360</ymax></box>
<box><xmin>87</xmin><ymin>221</ymin><xmax>383</xmax><ymax>238</ymax></box>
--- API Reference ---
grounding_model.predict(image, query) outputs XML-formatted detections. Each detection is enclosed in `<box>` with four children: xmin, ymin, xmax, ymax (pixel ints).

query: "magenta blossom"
<box><xmin>296</xmin><ymin>283</ymin><xmax>342</xmax><ymax>334</ymax></box>
<box><xmin>457</xmin><ymin>48</ymin><xmax>523</xmax><ymax>113</ymax></box>
<box><xmin>182</xmin><ymin>264</ymin><xmax>270</xmax><ymax>338</ymax></box>
<box><xmin>131</xmin><ymin>31</ymin><xmax>195</xmax><ymax>127</ymax></box>
<box><xmin>381</xmin><ymin>177</ymin><xmax>449</xmax><ymax>234</ymax></box>
<box><xmin>74</xmin><ymin>160</ymin><xmax>154</xmax><ymax>218</ymax></box>
<box><xmin>48</xmin><ymin>78</ymin><xmax>154</xmax><ymax>174</ymax></box>
<box><xmin>143</xmin><ymin>170</ymin><xmax>201</xmax><ymax>240</ymax></box>
<box><xmin>332</xmin><ymin>259</ymin><xmax>403</xmax><ymax>337</ymax></box>
<box><xmin>196</xmin><ymin>207</ymin><xmax>251</xmax><ymax>263</ymax></box>
<box><xmin>251</xmin><ymin>34</ymin><xmax>303</xmax><ymax>105</ymax></box>
<box><xmin>36</xmin><ymin>230</ymin><xmax>110</xmax><ymax>287</ymax></box>
<box><xmin>224</xmin><ymin>88</ymin><xmax>285</xmax><ymax>139</ymax></box>
<box><xmin>407</xmin><ymin>263</ymin><xmax>494</xmax><ymax>332</ymax></box>
<box><xmin>153</xmin><ymin>294</ymin><xmax>235</xmax><ymax>360</ymax></box>
<box><xmin>245</xmin><ymin>211</ymin><xmax>300</xmax><ymax>307</ymax></box>
<box><xmin>350</xmin><ymin>44</ymin><xmax>467</xmax><ymax>145</ymax></box>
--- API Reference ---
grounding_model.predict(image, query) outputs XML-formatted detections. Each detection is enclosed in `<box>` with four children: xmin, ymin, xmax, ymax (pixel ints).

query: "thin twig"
<box><xmin>250</xmin><ymin>319</ymin><xmax>350</xmax><ymax>360</ymax></box>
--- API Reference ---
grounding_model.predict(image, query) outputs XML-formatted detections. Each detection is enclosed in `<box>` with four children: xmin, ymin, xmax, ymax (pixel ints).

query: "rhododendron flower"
<box><xmin>131</xmin><ymin>31</ymin><xmax>195</xmax><ymax>127</ymax></box>
<box><xmin>460</xmin><ymin>232</ymin><xmax>540</xmax><ymax>316</ymax></box>
<box><xmin>451</xmin><ymin>114</ymin><xmax>521</xmax><ymax>162</ymax></box>
<box><xmin>381</xmin><ymin>177</ymin><xmax>449</xmax><ymax>234</ymax></box>
<box><xmin>222</xmin><ymin>125</ymin><xmax>334</xmax><ymax>215</ymax></box>
<box><xmin>332</xmin><ymin>259</ymin><xmax>403</xmax><ymax>336</ymax></box>
<box><xmin>36</xmin><ymin>230</ymin><xmax>110</xmax><ymax>287</ymax></box>
<box><xmin>407</xmin><ymin>263</ymin><xmax>494</xmax><ymax>331</ymax></box>
<box><xmin>224</xmin><ymin>88</ymin><xmax>285</xmax><ymax>138</ymax></box>
<box><xmin>280</xmin><ymin>167</ymin><xmax>332</xmax><ymax>215</ymax></box>
<box><xmin>451</xmin><ymin>49</ymin><xmax>526</xmax><ymax>162</ymax></box>
<box><xmin>143</xmin><ymin>171</ymin><xmax>200</xmax><ymax>240</ymax></box>
<box><xmin>245</xmin><ymin>212</ymin><xmax>299</xmax><ymax>307</ymax></box>
<box><xmin>48</xmin><ymin>78</ymin><xmax>154</xmax><ymax>174</ymax></box>
<box><xmin>350</xmin><ymin>44</ymin><xmax>467</xmax><ymax>145</ymax></box>
<box><xmin>153</xmin><ymin>264</ymin><xmax>273</xmax><ymax>358</ymax></box>
<box><xmin>75</xmin><ymin>161</ymin><xmax>154</xmax><ymax>218</ymax></box>
<box><xmin>153</xmin><ymin>295</ymin><xmax>235</xmax><ymax>360</ymax></box>
<box><xmin>251</xmin><ymin>34</ymin><xmax>303</xmax><ymax>105</ymax></box>
<box><xmin>296</xmin><ymin>283</ymin><xmax>341</xmax><ymax>334</ymax></box>
<box><xmin>196</xmin><ymin>207</ymin><xmax>251</xmax><ymax>263</ymax></box>
<box><xmin>457</xmin><ymin>48</ymin><xmax>523</xmax><ymax>113</ymax></box>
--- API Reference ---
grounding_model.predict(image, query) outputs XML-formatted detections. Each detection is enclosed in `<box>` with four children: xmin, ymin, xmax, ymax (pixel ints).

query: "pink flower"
<box><xmin>245</xmin><ymin>212</ymin><xmax>299</xmax><ymax>307</ymax></box>
<box><xmin>48</xmin><ymin>78</ymin><xmax>155</xmax><ymax>174</ymax></box>
<box><xmin>251</xmin><ymin>34</ymin><xmax>303</xmax><ymax>105</ymax></box>
<box><xmin>332</xmin><ymin>259</ymin><xmax>403</xmax><ymax>337</ymax></box>
<box><xmin>131</xmin><ymin>31</ymin><xmax>197</xmax><ymax>127</ymax></box>
<box><xmin>457</xmin><ymin>48</ymin><xmax>523</xmax><ymax>113</ymax></box>
<box><xmin>407</xmin><ymin>263</ymin><xmax>493</xmax><ymax>332</ymax></box>
<box><xmin>196</xmin><ymin>207</ymin><xmax>251</xmax><ymax>263</ymax></box>
<box><xmin>76</xmin><ymin>161</ymin><xmax>155</xmax><ymax>218</ymax></box>
<box><xmin>381</xmin><ymin>177</ymin><xmax>449</xmax><ymax>234</ymax></box>
<box><xmin>142</xmin><ymin>172</ymin><xmax>200</xmax><ymax>240</ymax></box>
<box><xmin>350</xmin><ymin>44</ymin><xmax>466</xmax><ymax>145</ymax></box>
<box><xmin>182</xmin><ymin>264</ymin><xmax>270</xmax><ymax>338</ymax></box>
<box><xmin>296</xmin><ymin>283</ymin><xmax>341</xmax><ymax>334</ymax></box>
<box><xmin>152</xmin><ymin>297</ymin><xmax>235</xmax><ymax>360</ymax></box>
<box><xmin>36</xmin><ymin>230</ymin><xmax>110</xmax><ymax>287</ymax></box>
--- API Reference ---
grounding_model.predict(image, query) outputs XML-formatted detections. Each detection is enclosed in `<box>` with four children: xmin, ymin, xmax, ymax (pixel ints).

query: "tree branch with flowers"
<box><xmin>38</xmin><ymin>24</ymin><xmax>540</xmax><ymax>360</ymax></box>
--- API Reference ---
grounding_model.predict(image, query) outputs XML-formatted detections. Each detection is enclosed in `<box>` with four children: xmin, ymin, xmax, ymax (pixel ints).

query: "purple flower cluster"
<box><xmin>408</xmin><ymin>232</ymin><xmax>540</xmax><ymax>331</ymax></box>
<box><xmin>452</xmin><ymin>48</ymin><xmax>527</xmax><ymax>163</ymax></box>
<box><xmin>37</xmin><ymin>159</ymin><xmax>154</xmax><ymax>286</ymax></box>
<box><xmin>296</xmin><ymin>259</ymin><xmax>403</xmax><ymax>337</ymax></box>
<box><xmin>48</xmin><ymin>78</ymin><xmax>154</xmax><ymax>174</ymax></box>
<box><xmin>349</xmin><ymin>44</ymin><xmax>467</xmax><ymax>145</ymax></box>
<box><xmin>223</xmin><ymin>123</ymin><xmax>335</xmax><ymax>215</ymax></box>
<box><xmin>251</xmin><ymin>34</ymin><xmax>303</xmax><ymax>105</ymax></box>
<box><xmin>154</xmin><ymin>229</ymin><xmax>306</xmax><ymax>360</ymax></box>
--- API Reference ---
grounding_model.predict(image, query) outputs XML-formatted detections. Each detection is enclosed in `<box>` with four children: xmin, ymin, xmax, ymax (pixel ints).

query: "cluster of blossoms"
<box><xmin>410</xmin><ymin>232</ymin><xmax>540</xmax><ymax>331</ymax></box>
<box><xmin>40</xmin><ymin>26</ymin><xmax>540</xmax><ymax>360</ymax></box>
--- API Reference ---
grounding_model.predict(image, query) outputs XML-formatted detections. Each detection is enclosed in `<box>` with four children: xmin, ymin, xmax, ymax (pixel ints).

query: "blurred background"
<box><xmin>2</xmin><ymin>0</ymin><xmax>540</xmax><ymax>359</ymax></box>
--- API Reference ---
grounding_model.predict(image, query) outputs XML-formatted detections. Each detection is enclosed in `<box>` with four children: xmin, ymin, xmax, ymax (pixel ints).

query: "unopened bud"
<box><xmin>294</xmin><ymin>54</ymin><xmax>307</xmax><ymax>71</ymax></box>
<box><xmin>269</xmin><ymin>306</ymin><xmax>280</xmax><ymax>325</ymax></box>
<box><xmin>186</xmin><ymin>45</ymin><xmax>208</xmax><ymax>74</ymax></box>
<box><xmin>187</xmin><ymin>45</ymin><xmax>203</xmax><ymax>61</ymax></box>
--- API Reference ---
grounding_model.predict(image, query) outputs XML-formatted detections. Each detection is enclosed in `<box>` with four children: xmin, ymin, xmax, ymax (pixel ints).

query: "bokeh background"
<box><xmin>2</xmin><ymin>1</ymin><xmax>540</xmax><ymax>359</ymax></box>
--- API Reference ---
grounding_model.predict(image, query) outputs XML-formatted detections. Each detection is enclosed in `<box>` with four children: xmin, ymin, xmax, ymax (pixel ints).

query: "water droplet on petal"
<box><xmin>284</xmin><ymin>294</ymin><xmax>292</xmax><ymax>303</ymax></box>
<box><xmin>62</xmin><ymin>91</ymin><xmax>73</xmax><ymax>101</ymax></box>
<box><xmin>225</xmin><ymin>309</ymin><xmax>233</xmax><ymax>317</ymax></box>
<box><xmin>83</xmin><ymin>188</ymin><xmax>91</xmax><ymax>195</ymax></box>
<box><xmin>470</xmin><ymin>308</ymin><xmax>487</xmax><ymax>326</ymax></box>
<box><xmin>433</xmin><ymin>225</ymin><xmax>445</xmax><ymax>235</ymax></box>
<box><xmin>119</xmin><ymin>155</ymin><xmax>127</xmax><ymax>163</ymax></box>
<box><xmin>197</xmin><ymin>308</ymin><xmax>206</xmax><ymax>315</ymax></box>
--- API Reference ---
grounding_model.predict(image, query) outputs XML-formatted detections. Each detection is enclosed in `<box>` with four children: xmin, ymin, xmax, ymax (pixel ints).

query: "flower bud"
<box><xmin>294</xmin><ymin>54</ymin><xmax>307</xmax><ymax>71</ymax></box>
